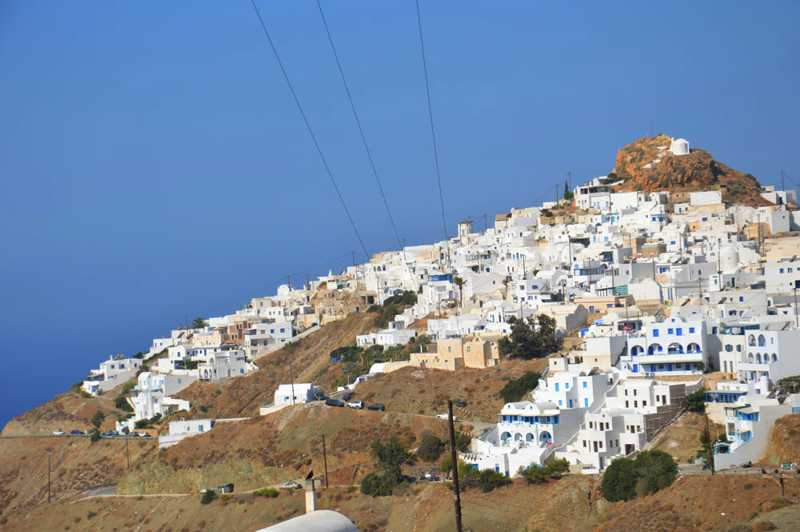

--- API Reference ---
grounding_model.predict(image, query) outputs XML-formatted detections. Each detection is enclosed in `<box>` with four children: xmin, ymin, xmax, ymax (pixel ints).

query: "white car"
<box><xmin>346</xmin><ymin>400</ymin><xmax>364</xmax><ymax>409</ymax></box>
<box><xmin>52</xmin><ymin>429</ymin><xmax>65</xmax><ymax>436</ymax></box>
<box><xmin>436</xmin><ymin>413</ymin><xmax>457</xmax><ymax>421</ymax></box>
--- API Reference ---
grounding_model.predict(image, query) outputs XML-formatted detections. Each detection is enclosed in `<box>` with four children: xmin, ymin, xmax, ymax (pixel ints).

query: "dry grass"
<box><xmin>175</xmin><ymin>311</ymin><xmax>377</xmax><ymax>418</ymax></box>
<box><xmin>351</xmin><ymin>358</ymin><xmax>548</xmax><ymax>422</ymax></box>
<box><xmin>651</xmin><ymin>412</ymin><xmax>724</xmax><ymax>463</ymax></box>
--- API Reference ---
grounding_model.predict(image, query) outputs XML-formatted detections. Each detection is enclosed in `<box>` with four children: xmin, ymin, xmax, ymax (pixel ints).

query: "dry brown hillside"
<box><xmin>597</xmin><ymin>474</ymin><xmax>800</xmax><ymax>532</ymax></box>
<box><xmin>118</xmin><ymin>402</ymin><xmax>448</xmax><ymax>495</ymax></box>
<box><xmin>613</xmin><ymin>134</ymin><xmax>770</xmax><ymax>206</ymax></box>
<box><xmin>176</xmin><ymin>311</ymin><xmax>376</xmax><ymax>418</ymax></box>
<box><xmin>351</xmin><ymin>358</ymin><xmax>548</xmax><ymax>422</ymax></box>
<box><xmin>763</xmin><ymin>414</ymin><xmax>800</xmax><ymax>466</ymax></box>
<box><xmin>2</xmin><ymin>388</ymin><xmax>129</xmax><ymax>436</ymax></box>
<box><xmin>5</xmin><ymin>467</ymin><xmax>800</xmax><ymax>531</ymax></box>
<box><xmin>0</xmin><ymin>434</ymin><xmax>157</xmax><ymax>521</ymax></box>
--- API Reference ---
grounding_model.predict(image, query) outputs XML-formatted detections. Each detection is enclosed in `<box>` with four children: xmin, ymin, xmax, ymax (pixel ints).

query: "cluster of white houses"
<box><xmin>78</xmin><ymin>137</ymin><xmax>800</xmax><ymax>470</ymax></box>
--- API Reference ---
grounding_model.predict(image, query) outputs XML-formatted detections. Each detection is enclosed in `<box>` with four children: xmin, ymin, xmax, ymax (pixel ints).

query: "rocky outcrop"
<box><xmin>611</xmin><ymin>134</ymin><xmax>770</xmax><ymax>206</ymax></box>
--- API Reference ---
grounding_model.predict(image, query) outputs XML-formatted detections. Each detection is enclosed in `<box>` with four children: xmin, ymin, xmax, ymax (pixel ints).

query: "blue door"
<box><xmin>632</xmin><ymin>364</ymin><xmax>639</xmax><ymax>373</ymax></box>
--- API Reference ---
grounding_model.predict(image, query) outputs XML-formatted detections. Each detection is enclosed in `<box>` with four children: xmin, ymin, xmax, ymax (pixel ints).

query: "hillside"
<box><xmin>175</xmin><ymin>311</ymin><xmax>377</xmax><ymax>419</ymax></box>
<box><xmin>763</xmin><ymin>414</ymin><xmax>800</xmax><ymax>466</ymax></box>
<box><xmin>351</xmin><ymin>358</ymin><xmax>548</xmax><ymax>422</ymax></box>
<box><xmin>612</xmin><ymin>134</ymin><xmax>770</xmax><ymax>206</ymax></box>
<box><xmin>118</xmin><ymin>402</ymin><xmax>448</xmax><ymax>495</ymax></box>
<box><xmin>4</xmin><ymin>463</ymin><xmax>799</xmax><ymax>531</ymax></box>
<box><xmin>2</xmin><ymin>387</ymin><xmax>129</xmax><ymax>437</ymax></box>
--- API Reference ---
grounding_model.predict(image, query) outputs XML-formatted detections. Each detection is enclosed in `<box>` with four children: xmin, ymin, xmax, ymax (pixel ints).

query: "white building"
<box><xmin>82</xmin><ymin>355</ymin><xmax>142</xmax><ymax>396</ymax></box>
<box><xmin>714</xmin><ymin>394</ymin><xmax>796</xmax><ymax>470</ymax></box>
<box><xmin>621</xmin><ymin>317</ymin><xmax>707</xmax><ymax>375</ymax></box>
<box><xmin>356</xmin><ymin>328</ymin><xmax>416</xmax><ymax>349</ymax></box>
<box><xmin>159</xmin><ymin>419</ymin><xmax>215</xmax><ymax>449</ymax></box>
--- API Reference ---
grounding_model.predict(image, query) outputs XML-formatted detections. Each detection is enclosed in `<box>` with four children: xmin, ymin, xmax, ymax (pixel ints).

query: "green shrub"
<box><xmin>520</xmin><ymin>458</ymin><xmax>569</xmax><ymax>484</ymax></box>
<box><xmin>686</xmin><ymin>389</ymin><xmax>706</xmax><ymax>413</ymax></box>
<box><xmin>462</xmin><ymin>469</ymin><xmax>510</xmax><ymax>493</ymax></box>
<box><xmin>601</xmin><ymin>450</ymin><xmax>677</xmax><ymax>502</ymax></box>
<box><xmin>499</xmin><ymin>372</ymin><xmax>541</xmax><ymax>403</ymax></box>
<box><xmin>601</xmin><ymin>457</ymin><xmax>639</xmax><ymax>501</ymax></box>
<box><xmin>254</xmin><ymin>487</ymin><xmax>279</xmax><ymax>498</ymax></box>
<box><xmin>416</xmin><ymin>432</ymin><xmax>445</xmax><ymax>462</ymax></box>
<box><xmin>360</xmin><ymin>473</ymin><xmax>394</xmax><ymax>497</ymax></box>
<box><xmin>91</xmin><ymin>411</ymin><xmax>106</xmax><ymax>429</ymax></box>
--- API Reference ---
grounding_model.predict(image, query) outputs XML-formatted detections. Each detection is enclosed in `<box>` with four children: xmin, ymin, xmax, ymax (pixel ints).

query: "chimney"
<box><xmin>304</xmin><ymin>478</ymin><xmax>317</xmax><ymax>513</ymax></box>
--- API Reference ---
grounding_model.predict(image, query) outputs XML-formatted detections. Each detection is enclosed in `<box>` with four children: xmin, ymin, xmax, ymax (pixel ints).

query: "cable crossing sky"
<box><xmin>249</xmin><ymin>0</ymin><xmax>370</xmax><ymax>261</ymax></box>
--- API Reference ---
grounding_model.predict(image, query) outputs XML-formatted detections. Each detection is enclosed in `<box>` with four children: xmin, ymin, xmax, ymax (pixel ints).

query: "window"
<box><xmin>582</xmin><ymin>381</ymin><xmax>588</xmax><ymax>389</ymax></box>
<box><xmin>676</xmin><ymin>328</ymin><xmax>683</xmax><ymax>336</ymax></box>
<box><xmin>668</xmin><ymin>328</ymin><xmax>674</xmax><ymax>335</ymax></box>
<box><xmin>689</xmin><ymin>327</ymin><xmax>695</xmax><ymax>333</ymax></box>
<box><xmin>555</xmin><ymin>383</ymin><xmax>560</xmax><ymax>392</ymax></box>
<box><xmin>653</xmin><ymin>329</ymin><xmax>660</xmax><ymax>337</ymax></box>
<box><xmin>584</xmin><ymin>398</ymin><xmax>589</xmax><ymax>408</ymax></box>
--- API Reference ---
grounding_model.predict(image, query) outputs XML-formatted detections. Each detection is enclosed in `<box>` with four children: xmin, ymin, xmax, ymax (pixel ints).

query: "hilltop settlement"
<box><xmin>5</xmin><ymin>134</ymin><xmax>800</xmax><ymax>531</ymax></box>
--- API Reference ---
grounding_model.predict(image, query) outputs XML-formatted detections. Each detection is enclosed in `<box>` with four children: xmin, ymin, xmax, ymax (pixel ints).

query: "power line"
<box><xmin>248</xmin><ymin>0</ymin><xmax>369</xmax><ymax>261</ymax></box>
<box><xmin>414</xmin><ymin>0</ymin><xmax>449</xmax><ymax>243</ymax></box>
<box><xmin>314</xmin><ymin>0</ymin><xmax>403</xmax><ymax>250</ymax></box>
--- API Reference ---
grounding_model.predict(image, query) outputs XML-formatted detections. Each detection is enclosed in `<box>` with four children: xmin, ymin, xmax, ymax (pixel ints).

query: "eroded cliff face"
<box><xmin>612</xmin><ymin>134</ymin><xmax>769</xmax><ymax>206</ymax></box>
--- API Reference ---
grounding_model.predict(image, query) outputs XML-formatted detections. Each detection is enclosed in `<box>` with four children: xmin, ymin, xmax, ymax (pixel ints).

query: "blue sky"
<box><xmin>1</xmin><ymin>1</ymin><xmax>798</xmax><ymax>426</ymax></box>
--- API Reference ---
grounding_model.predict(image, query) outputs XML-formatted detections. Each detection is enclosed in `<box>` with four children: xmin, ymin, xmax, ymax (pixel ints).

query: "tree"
<box><xmin>601</xmin><ymin>450</ymin><xmax>677</xmax><ymax>502</ymax></box>
<box><xmin>453</xmin><ymin>276</ymin><xmax>465</xmax><ymax>308</ymax></box>
<box><xmin>191</xmin><ymin>317</ymin><xmax>207</xmax><ymax>329</ymax></box>
<box><xmin>633</xmin><ymin>450</ymin><xmax>678</xmax><ymax>496</ymax></box>
<box><xmin>499</xmin><ymin>372</ymin><xmax>541</xmax><ymax>403</ymax></box>
<box><xmin>687</xmin><ymin>389</ymin><xmax>706</xmax><ymax>413</ymax></box>
<box><xmin>360</xmin><ymin>473</ymin><xmax>394</xmax><ymax>496</ymax></box>
<box><xmin>91</xmin><ymin>411</ymin><xmax>106</xmax><ymax>429</ymax></box>
<box><xmin>416</xmin><ymin>432</ymin><xmax>445</xmax><ymax>462</ymax></box>
<box><xmin>498</xmin><ymin>315</ymin><xmax>560</xmax><ymax>360</ymax></box>
<box><xmin>362</xmin><ymin>436</ymin><xmax>415</xmax><ymax>497</ymax></box>
<box><xmin>372</xmin><ymin>436</ymin><xmax>415</xmax><ymax>484</ymax></box>
<box><xmin>601</xmin><ymin>457</ymin><xmax>639</xmax><ymax>502</ymax></box>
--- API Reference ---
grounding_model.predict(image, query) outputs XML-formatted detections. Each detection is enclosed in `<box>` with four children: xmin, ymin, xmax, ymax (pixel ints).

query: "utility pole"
<box><xmin>290</xmin><ymin>357</ymin><xmax>296</xmax><ymax>406</ymax></box>
<box><xmin>794</xmin><ymin>285</ymin><xmax>798</xmax><ymax>328</ymax></box>
<box><xmin>126</xmin><ymin>435</ymin><xmax>130</xmax><ymax>470</ymax></box>
<box><xmin>447</xmin><ymin>400</ymin><xmax>463</xmax><ymax>532</ymax></box>
<box><xmin>705</xmin><ymin>414</ymin><xmax>715</xmax><ymax>475</ymax></box>
<box><xmin>698</xmin><ymin>276</ymin><xmax>703</xmax><ymax>303</ymax></box>
<box><xmin>352</xmin><ymin>251</ymin><xmax>356</xmax><ymax>268</ymax></box>
<box><xmin>483</xmin><ymin>213</ymin><xmax>488</xmax><ymax>232</ymax></box>
<box><xmin>48</xmin><ymin>451</ymin><xmax>52</xmax><ymax>503</ymax></box>
<box><xmin>287</xmin><ymin>275</ymin><xmax>292</xmax><ymax>290</ymax></box>
<box><xmin>321</xmin><ymin>435</ymin><xmax>329</xmax><ymax>489</ymax></box>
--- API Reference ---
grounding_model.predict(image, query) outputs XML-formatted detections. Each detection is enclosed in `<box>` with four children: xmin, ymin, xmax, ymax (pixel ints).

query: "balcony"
<box><xmin>628</xmin><ymin>352</ymin><xmax>704</xmax><ymax>365</ymax></box>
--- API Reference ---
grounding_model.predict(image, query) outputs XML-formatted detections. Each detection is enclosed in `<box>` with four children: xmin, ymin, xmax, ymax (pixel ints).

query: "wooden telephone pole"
<box><xmin>321</xmin><ymin>435</ymin><xmax>329</xmax><ymax>489</ymax></box>
<box><xmin>447</xmin><ymin>400</ymin><xmax>463</xmax><ymax>532</ymax></box>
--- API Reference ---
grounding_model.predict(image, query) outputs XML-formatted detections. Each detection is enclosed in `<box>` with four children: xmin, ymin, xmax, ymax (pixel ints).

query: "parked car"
<box><xmin>280</xmin><ymin>480</ymin><xmax>302</xmax><ymax>490</ymax></box>
<box><xmin>325</xmin><ymin>399</ymin><xmax>345</xmax><ymax>407</ymax></box>
<box><xmin>137</xmin><ymin>432</ymin><xmax>151</xmax><ymax>438</ymax></box>
<box><xmin>422</xmin><ymin>471</ymin><xmax>440</xmax><ymax>481</ymax></box>
<box><xmin>69</xmin><ymin>429</ymin><xmax>85</xmax><ymax>436</ymax></box>
<box><xmin>346</xmin><ymin>400</ymin><xmax>364</xmax><ymax>409</ymax></box>
<box><xmin>367</xmin><ymin>403</ymin><xmax>385</xmax><ymax>411</ymax></box>
<box><xmin>52</xmin><ymin>429</ymin><xmax>65</xmax><ymax>436</ymax></box>
<box><xmin>436</xmin><ymin>413</ymin><xmax>457</xmax><ymax>421</ymax></box>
